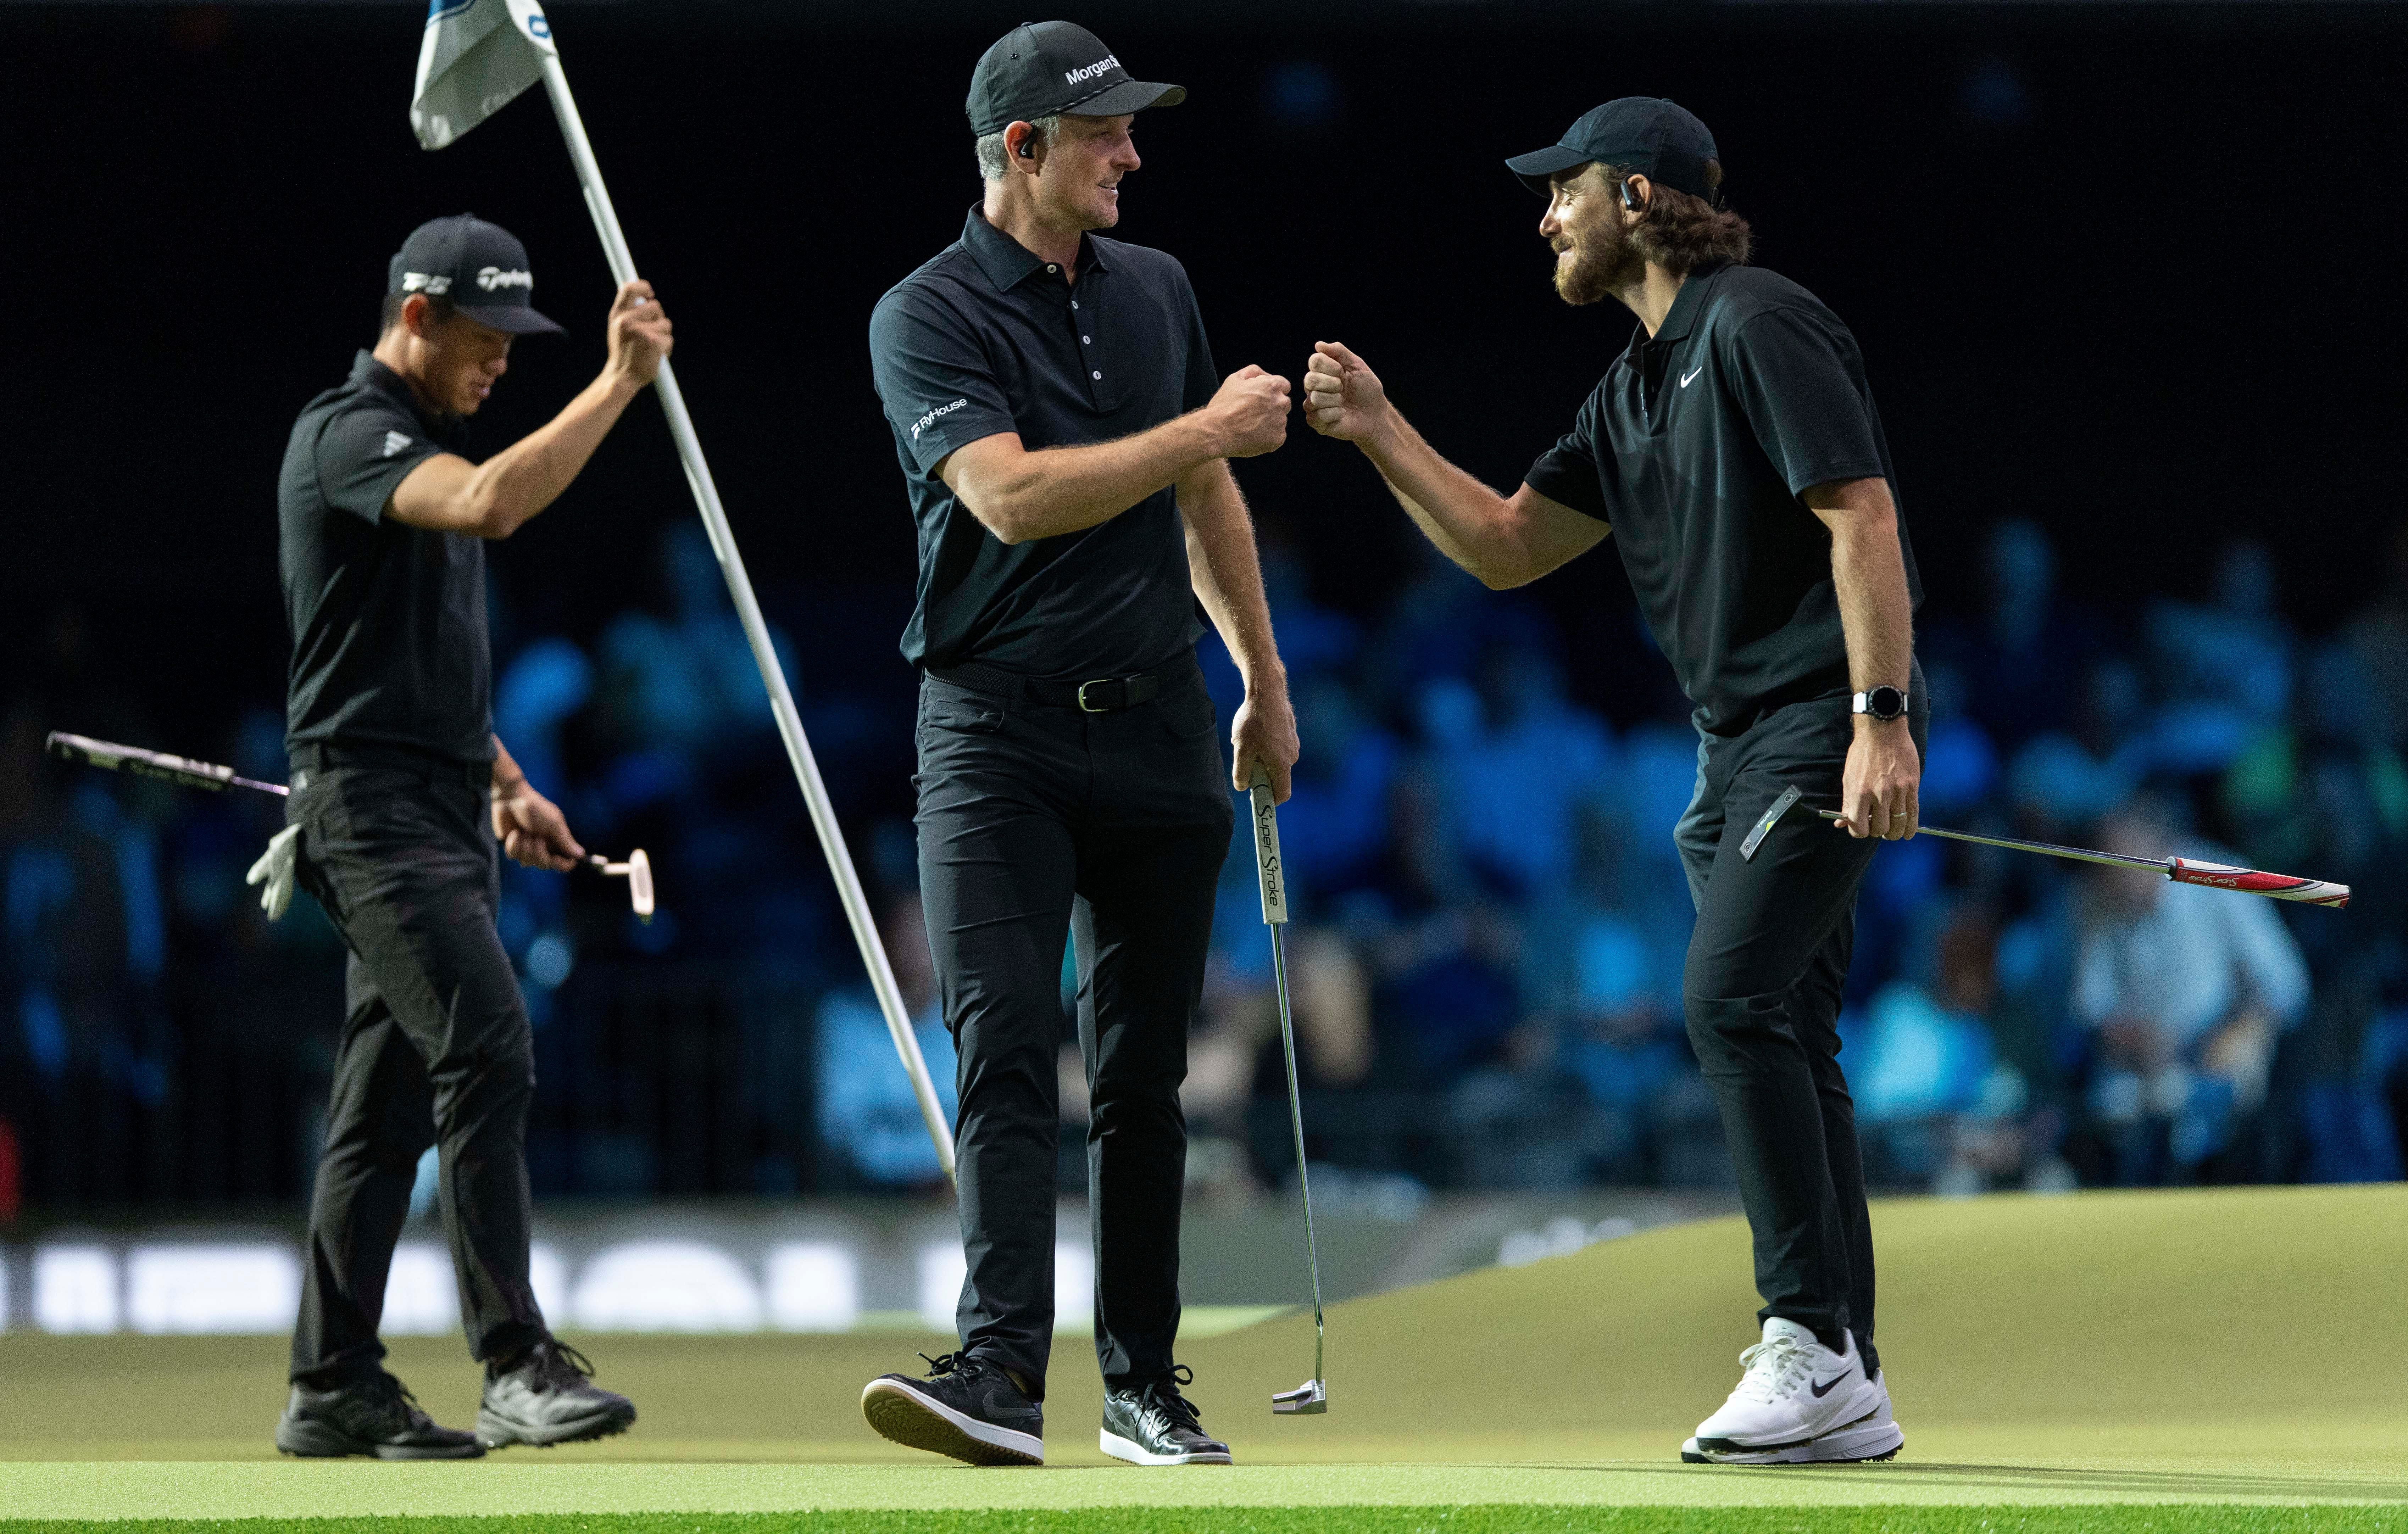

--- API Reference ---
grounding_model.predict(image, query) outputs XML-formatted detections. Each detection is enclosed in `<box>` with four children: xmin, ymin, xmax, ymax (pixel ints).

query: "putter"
<box><xmin>1248</xmin><ymin>764</ymin><xmax>1328</xmax><ymax>1416</ymax></box>
<box><xmin>50</xmin><ymin>730</ymin><xmax>658</xmax><ymax>917</ymax></box>
<box><xmin>585</xmin><ymin>849</ymin><xmax>656</xmax><ymax>924</ymax></box>
<box><xmin>1809</xmin><ymin>809</ymin><xmax>2349</xmax><ymax>908</ymax></box>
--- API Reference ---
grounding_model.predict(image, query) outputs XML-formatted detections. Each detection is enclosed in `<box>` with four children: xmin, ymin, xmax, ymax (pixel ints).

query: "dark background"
<box><xmin>9</xmin><ymin>1</ymin><xmax>2403</xmax><ymax>742</ymax></box>
<box><xmin>1</xmin><ymin>0</ymin><xmax>2403</xmax><ymax>1213</ymax></box>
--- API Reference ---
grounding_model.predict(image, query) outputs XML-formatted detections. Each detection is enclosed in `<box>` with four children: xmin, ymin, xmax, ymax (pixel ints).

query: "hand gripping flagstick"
<box><xmin>408</xmin><ymin>0</ymin><xmax>955</xmax><ymax>1184</ymax></box>
<box><xmin>1806</xmin><ymin>803</ymin><xmax>2350</xmax><ymax>908</ymax></box>
<box><xmin>1248</xmin><ymin>765</ymin><xmax>1328</xmax><ymax>1417</ymax></box>
<box><xmin>45</xmin><ymin>731</ymin><xmax>658</xmax><ymax>921</ymax></box>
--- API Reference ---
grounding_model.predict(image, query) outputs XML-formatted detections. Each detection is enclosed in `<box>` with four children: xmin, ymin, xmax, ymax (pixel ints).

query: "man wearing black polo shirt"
<box><xmin>858</xmin><ymin>21</ymin><xmax>1296</xmax><ymax>1469</ymax></box>
<box><xmin>1304</xmin><ymin>99</ymin><xmax>1922</xmax><ymax>1465</ymax></box>
<box><xmin>270</xmin><ymin>214</ymin><xmax>666</xmax><ymax>1459</ymax></box>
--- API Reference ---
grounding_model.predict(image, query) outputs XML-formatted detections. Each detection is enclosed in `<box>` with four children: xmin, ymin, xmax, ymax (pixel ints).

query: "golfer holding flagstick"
<box><xmin>858</xmin><ymin>21</ymin><xmax>1298</xmax><ymax>1469</ymax></box>
<box><xmin>1305</xmin><ymin>98</ymin><xmax>1922</xmax><ymax>1465</ymax></box>
<box><xmin>269</xmin><ymin>216</ymin><xmax>663</xmax><ymax>1459</ymax></box>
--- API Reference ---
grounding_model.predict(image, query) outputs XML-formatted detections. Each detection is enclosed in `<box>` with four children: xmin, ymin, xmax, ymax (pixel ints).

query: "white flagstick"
<box><xmin>533</xmin><ymin>55</ymin><xmax>955</xmax><ymax>1184</ymax></box>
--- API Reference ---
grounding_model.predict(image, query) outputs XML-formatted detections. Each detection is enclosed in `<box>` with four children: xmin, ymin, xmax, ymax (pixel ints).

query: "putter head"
<box><xmin>1272</xmin><ymin>1378</ymin><xmax>1327</xmax><ymax>1415</ymax></box>
<box><xmin>624</xmin><ymin>848</ymin><xmax>655</xmax><ymax>924</ymax></box>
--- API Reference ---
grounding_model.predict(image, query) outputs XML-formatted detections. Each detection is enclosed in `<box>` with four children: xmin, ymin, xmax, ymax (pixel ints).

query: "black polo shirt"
<box><xmin>278</xmin><ymin>351</ymin><xmax>494</xmax><ymax>763</ymax></box>
<box><xmin>1524</xmin><ymin>262</ymin><xmax>1921</xmax><ymax>736</ymax></box>
<box><xmin>868</xmin><ymin>207</ymin><xmax>1218</xmax><ymax>677</ymax></box>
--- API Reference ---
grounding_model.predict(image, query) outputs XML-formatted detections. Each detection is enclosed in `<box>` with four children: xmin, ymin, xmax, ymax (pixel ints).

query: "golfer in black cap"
<box><xmin>270</xmin><ymin>214</ymin><xmax>668</xmax><ymax>1458</ymax></box>
<box><xmin>858</xmin><ymin>21</ymin><xmax>1297</xmax><ymax>1468</ymax></box>
<box><xmin>1304</xmin><ymin>99</ymin><xmax>1922</xmax><ymax>1465</ymax></box>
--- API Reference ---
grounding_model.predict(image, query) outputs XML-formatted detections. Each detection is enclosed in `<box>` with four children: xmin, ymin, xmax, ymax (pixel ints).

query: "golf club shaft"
<box><xmin>1813</xmin><ymin>809</ymin><xmax>2350</xmax><ymax>907</ymax></box>
<box><xmin>1269</xmin><ymin>918</ymin><xmax>1327</xmax><ymax>1381</ymax></box>
<box><xmin>48</xmin><ymin>731</ymin><xmax>289</xmax><ymax>797</ymax></box>
<box><xmin>1250</xmin><ymin>768</ymin><xmax>1328</xmax><ymax>1401</ymax></box>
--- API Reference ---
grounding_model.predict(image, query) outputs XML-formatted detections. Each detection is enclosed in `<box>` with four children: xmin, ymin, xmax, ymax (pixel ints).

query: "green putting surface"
<box><xmin>4</xmin><ymin>1516</ymin><xmax>2404</xmax><ymax>1534</ymax></box>
<box><xmin>0</xmin><ymin>1184</ymin><xmax>2400</xmax><ymax>1523</ymax></box>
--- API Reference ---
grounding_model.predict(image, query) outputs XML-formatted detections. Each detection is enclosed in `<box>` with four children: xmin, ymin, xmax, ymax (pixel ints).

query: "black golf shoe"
<box><xmin>274</xmin><ymin>1372</ymin><xmax>484</xmax><ymax>1460</ymax></box>
<box><xmin>1100</xmin><ymin>1366</ymin><xmax>1233</xmax><ymax>1466</ymax></box>
<box><xmin>477</xmin><ymin>1338</ymin><xmax>637</xmax><ymax>1448</ymax></box>
<box><xmin>861</xmin><ymin>1352</ymin><xmax>1044</xmax><ymax>1466</ymax></box>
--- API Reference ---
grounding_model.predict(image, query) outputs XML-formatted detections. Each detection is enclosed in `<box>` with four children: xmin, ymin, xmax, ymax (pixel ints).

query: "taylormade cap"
<box><xmin>1505</xmin><ymin>98</ymin><xmax>1724</xmax><ymax>205</ymax></box>
<box><xmin>386</xmin><ymin>214</ymin><xmax>564</xmax><ymax>336</ymax></box>
<box><xmin>966</xmin><ymin>20</ymin><xmax>1185</xmax><ymax>136</ymax></box>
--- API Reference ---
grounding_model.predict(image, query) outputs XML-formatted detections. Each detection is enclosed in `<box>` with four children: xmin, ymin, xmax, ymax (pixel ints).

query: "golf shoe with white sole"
<box><xmin>1682</xmin><ymin>1318</ymin><xmax>1886</xmax><ymax>1463</ymax></box>
<box><xmin>861</xmin><ymin>1352</ymin><xmax>1044</xmax><ymax>1466</ymax></box>
<box><xmin>1100</xmin><ymin>1366</ymin><xmax>1233</xmax><ymax>1466</ymax></box>
<box><xmin>1682</xmin><ymin>1366</ymin><xmax>1904</xmax><ymax>1465</ymax></box>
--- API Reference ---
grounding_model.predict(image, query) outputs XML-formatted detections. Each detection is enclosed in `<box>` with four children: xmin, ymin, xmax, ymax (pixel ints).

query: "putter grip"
<box><xmin>1247</xmin><ymin>766</ymin><xmax>1289</xmax><ymax>926</ymax></box>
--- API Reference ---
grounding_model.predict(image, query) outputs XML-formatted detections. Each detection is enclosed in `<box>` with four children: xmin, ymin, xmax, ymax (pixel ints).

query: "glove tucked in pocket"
<box><xmin>246</xmin><ymin>823</ymin><xmax>301</xmax><ymax>921</ymax></box>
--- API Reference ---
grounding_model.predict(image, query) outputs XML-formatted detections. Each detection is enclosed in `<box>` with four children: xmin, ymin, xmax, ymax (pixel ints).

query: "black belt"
<box><xmin>926</xmin><ymin>659</ymin><xmax>1171</xmax><ymax>713</ymax></box>
<box><xmin>289</xmin><ymin>742</ymin><xmax>494</xmax><ymax>790</ymax></box>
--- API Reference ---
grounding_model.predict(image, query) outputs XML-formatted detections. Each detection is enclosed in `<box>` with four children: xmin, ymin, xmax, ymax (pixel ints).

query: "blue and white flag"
<box><xmin>410</xmin><ymin>0</ymin><xmax>557</xmax><ymax>150</ymax></box>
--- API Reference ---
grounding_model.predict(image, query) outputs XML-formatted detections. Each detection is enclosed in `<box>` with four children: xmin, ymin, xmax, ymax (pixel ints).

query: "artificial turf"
<box><xmin>1</xmin><ymin>1186</ymin><xmax>2401</xmax><ymax>1527</ymax></box>
<box><xmin>3</xmin><ymin>1512</ymin><xmax>2406</xmax><ymax>1533</ymax></box>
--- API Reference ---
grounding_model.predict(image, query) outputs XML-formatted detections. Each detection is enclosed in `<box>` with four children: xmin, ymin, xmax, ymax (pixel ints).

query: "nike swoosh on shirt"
<box><xmin>1679</xmin><ymin>366</ymin><xmax>1703</xmax><ymax>387</ymax></box>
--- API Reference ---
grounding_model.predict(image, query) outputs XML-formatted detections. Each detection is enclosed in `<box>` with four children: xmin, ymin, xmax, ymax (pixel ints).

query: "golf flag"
<box><xmin>395</xmin><ymin>2</ymin><xmax>962</xmax><ymax>1185</ymax></box>
<box><xmin>410</xmin><ymin>0</ymin><xmax>556</xmax><ymax>150</ymax></box>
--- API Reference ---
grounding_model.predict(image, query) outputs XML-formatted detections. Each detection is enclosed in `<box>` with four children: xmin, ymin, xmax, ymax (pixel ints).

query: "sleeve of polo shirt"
<box><xmin>1727</xmin><ymin>308</ymin><xmax>1889</xmax><ymax>497</ymax></box>
<box><xmin>1522</xmin><ymin>389</ymin><xmax>1613</xmax><ymax>524</ymax></box>
<box><xmin>314</xmin><ymin>401</ymin><xmax>447</xmax><ymax>525</ymax></box>
<box><xmin>868</xmin><ymin>289</ymin><xmax>1017</xmax><ymax>474</ymax></box>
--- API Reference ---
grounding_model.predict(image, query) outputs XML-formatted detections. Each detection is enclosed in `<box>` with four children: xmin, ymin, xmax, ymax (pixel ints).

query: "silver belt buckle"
<box><xmin>1077</xmin><ymin>678</ymin><xmax>1113</xmax><ymax>713</ymax></box>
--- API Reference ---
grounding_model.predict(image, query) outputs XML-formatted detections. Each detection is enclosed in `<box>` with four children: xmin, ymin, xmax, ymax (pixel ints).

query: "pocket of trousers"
<box><xmin>1155</xmin><ymin>682</ymin><xmax>1217</xmax><ymax>742</ymax></box>
<box><xmin>920</xmin><ymin>691</ymin><xmax>1007</xmax><ymax>735</ymax></box>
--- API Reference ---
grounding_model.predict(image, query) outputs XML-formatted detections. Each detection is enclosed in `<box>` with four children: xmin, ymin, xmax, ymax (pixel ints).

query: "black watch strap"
<box><xmin>1852</xmin><ymin>685</ymin><xmax>1908</xmax><ymax>722</ymax></box>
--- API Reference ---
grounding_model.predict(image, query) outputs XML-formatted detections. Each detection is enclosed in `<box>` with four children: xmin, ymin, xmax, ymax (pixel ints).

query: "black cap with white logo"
<box><xmin>1505</xmin><ymin>98</ymin><xmax>1724</xmax><ymax>205</ymax></box>
<box><xmin>386</xmin><ymin>213</ymin><xmax>564</xmax><ymax>336</ymax></box>
<box><xmin>966</xmin><ymin>20</ymin><xmax>1185</xmax><ymax>137</ymax></box>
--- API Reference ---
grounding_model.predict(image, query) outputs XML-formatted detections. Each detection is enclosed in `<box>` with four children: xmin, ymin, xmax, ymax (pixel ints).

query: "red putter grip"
<box><xmin>2168</xmin><ymin>858</ymin><xmax>2351</xmax><ymax>909</ymax></box>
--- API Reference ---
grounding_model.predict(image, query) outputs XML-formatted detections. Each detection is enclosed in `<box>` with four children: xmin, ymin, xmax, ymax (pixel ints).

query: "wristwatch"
<box><xmin>1852</xmin><ymin>685</ymin><xmax>1908</xmax><ymax>723</ymax></box>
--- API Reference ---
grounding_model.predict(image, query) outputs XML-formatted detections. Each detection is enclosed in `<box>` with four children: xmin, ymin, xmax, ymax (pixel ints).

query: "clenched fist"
<box><xmin>1302</xmin><ymin>341</ymin><xmax>1390</xmax><ymax>444</ymax></box>
<box><xmin>1204</xmin><ymin>365</ymin><xmax>1291</xmax><ymax>459</ymax></box>
<box><xmin>605</xmin><ymin>279</ymin><xmax>674</xmax><ymax>387</ymax></box>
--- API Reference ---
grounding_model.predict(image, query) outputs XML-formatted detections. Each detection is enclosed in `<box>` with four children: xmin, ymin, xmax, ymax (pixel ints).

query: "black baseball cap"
<box><xmin>966</xmin><ymin>21</ymin><xmax>1185</xmax><ymax>137</ymax></box>
<box><xmin>386</xmin><ymin>214</ymin><xmax>564</xmax><ymax>336</ymax></box>
<box><xmin>1505</xmin><ymin>98</ymin><xmax>1723</xmax><ymax>204</ymax></box>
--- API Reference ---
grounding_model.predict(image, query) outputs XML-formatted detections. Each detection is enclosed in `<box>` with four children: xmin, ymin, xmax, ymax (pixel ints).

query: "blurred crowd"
<box><xmin>6</xmin><ymin>515</ymin><xmax>2406</xmax><ymax>1217</ymax></box>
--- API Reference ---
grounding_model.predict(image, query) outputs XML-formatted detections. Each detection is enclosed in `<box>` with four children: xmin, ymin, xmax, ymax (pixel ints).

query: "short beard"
<box><xmin>1551</xmin><ymin>202</ymin><xmax>1642</xmax><ymax>307</ymax></box>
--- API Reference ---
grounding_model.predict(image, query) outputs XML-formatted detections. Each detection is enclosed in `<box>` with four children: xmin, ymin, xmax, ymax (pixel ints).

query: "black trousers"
<box><xmin>914</xmin><ymin>660</ymin><xmax>1233</xmax><ymax>1397</ymax></box>
<box><xmin>286</xmin><ymin>752</ymin><xmax>547</xmax><ymax>1388</ymax></box>
<box><xmin>1675</xmin><ymin>675</ymin><xmax>1927</xmax><ymax>1378</ymax></box>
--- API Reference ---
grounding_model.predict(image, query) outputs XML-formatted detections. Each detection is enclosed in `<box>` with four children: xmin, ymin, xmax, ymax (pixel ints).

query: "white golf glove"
<box><xmin>245</xmin><ymin>823</ymin><xmax>301</xmax><ymax>922</ymax></box>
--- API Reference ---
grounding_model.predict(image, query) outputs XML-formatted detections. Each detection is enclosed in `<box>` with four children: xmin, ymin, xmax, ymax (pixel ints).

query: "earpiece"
<box><xmin>1618</xmin><ymin>179</ymin><xmax>1643</xmax><ymax>213</ymax></box>
<box><xmin>1016</xmin><ymin>135</ymin><xmax>1036</xmax><ymax>160</ymax></box>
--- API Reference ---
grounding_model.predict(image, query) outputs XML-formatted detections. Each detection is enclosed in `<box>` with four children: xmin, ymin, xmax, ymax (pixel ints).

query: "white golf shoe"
<box><xmin>1680</xmin><ymin>1318</ymin><xmax>1896</xmax><ymax>1464</ymax></box>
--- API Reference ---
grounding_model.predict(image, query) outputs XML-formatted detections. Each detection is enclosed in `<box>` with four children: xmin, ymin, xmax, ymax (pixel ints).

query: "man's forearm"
<box><xmin>1179</xmin><ymin>464</ymin><xmax>1282</xmax><ymax>687</ymax></box>
<box><xmin>466</xmin><ymin>372</ymin><xmax>646</xmax><ymax>539</ymax></box>
<box><xmin>1358</xmin><ymin>411</ymin><xmax>1526</xmax><ymax>587</ymax></box>
<box><xmin>963</xmin><ymin>413</ymin><xmax>1223</xmax><ymax>545</ymax></box>
<box><xmin>491</xmin><ymin>735</ymin><xmax>528</xmax><ymax>793</ymax></box>
<box><xmin>1828</xmin><ymin>509</ymin><xmax>1914</xmax><ymax>692</ymax></box>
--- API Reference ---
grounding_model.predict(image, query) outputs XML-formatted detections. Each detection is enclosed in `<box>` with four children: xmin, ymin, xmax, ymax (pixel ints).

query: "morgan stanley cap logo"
<box><xmin>1504</xmin><ymin>98</ymin><xmax>1726</xmax><ymax>206</ymax></box>
<box><xmin>386</xmin><ymin>213</ymin><xmax>565</xmax><ymax>336</ymax></box>
<box><xmin>966</xmin><ymin>20</ymin><xmax>1186</xmax><ymax>137</ymax></box>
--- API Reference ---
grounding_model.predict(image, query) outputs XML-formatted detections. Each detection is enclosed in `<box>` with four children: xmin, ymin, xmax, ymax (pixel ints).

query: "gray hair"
<box><xmin>974</xmin><ymin>115</ymin><xmax>1062</xmax><ymax>182</ymax></box>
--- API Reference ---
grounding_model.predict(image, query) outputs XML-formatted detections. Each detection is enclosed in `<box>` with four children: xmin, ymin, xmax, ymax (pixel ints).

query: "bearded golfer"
<box><xmin>271</xmin><ymin>215</ymin><xmax>664</xmax><ymax>1458</ymax></box>
<box><xmin>859</xmin><ymin>21</ymin><xmax>1297</xmax><ymax>1468</ymax></box>
<box><xmin>1304</xmin><ymin>99</ymin><xmax>1923</xmax><ymax>1465</ymax></box>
